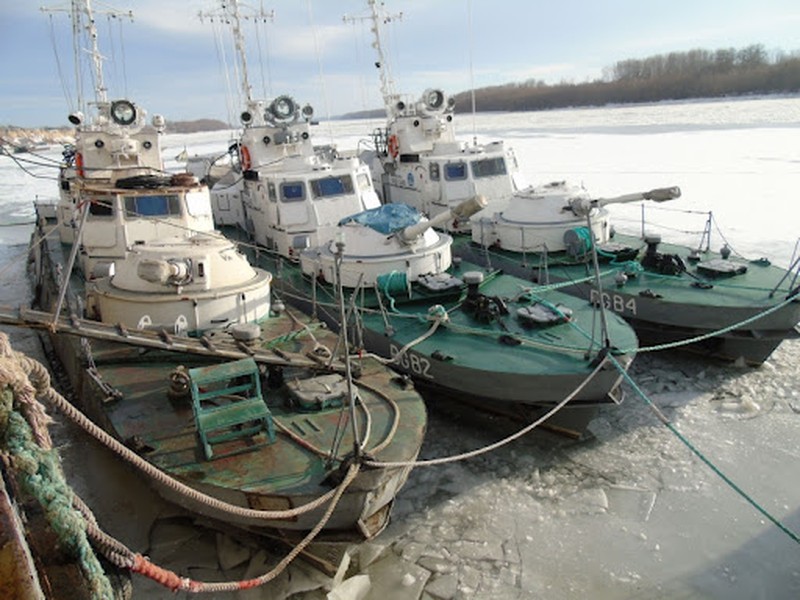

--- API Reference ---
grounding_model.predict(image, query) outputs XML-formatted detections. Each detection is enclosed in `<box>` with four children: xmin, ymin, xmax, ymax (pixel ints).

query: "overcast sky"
<box><xmin>1</xmin><ymin>0</ymin><xmax>799</xmax><ymax>128</ymax></box>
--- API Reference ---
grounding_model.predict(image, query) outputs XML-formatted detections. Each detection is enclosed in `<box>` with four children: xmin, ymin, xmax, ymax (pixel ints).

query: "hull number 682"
<box><xmin>389</xmin><ymin>344</ymin><xmax>433</xmax><ymax>379</ymax></box>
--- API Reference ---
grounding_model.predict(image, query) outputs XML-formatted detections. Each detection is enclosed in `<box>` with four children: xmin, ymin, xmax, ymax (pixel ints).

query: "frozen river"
<box><xmin>2</xmin><ymin>94</ymin><xmax>800</xmax><ymax>598</ymax></box>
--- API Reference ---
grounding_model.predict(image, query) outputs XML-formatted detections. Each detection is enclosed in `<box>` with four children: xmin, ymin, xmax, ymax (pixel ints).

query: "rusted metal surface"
<box><xmin>24</xmin><ymin>225</ymin><xmax>427</xmax><ymax>540</ymax></box>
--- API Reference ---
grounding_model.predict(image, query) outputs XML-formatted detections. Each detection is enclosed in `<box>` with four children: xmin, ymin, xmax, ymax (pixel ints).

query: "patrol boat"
<box><xmin>196</xmin><ymin>0</ymin><xmax>380</xmax><ymax>260</ymax></box>
<box><xmin>21</xmin><ymin>0</ymin><xmax>426</xmax><ymax>542</ymax></box>
<box><xmin>187</xmin><ymin>0</ymin><xmax>638</xmax><ymax>434</ymax></box>
<box><xmin>351</xmin><ymin>2</ymin><xmax>798</xmax><ymax>366</ymax></box>
<box><xmin>27</xmin><ymin>211</ymin><xmax>425</xmax><ymax>540</ymax></box>
<box><xmin>463</xmin><ymin>180</ymin><xmax>800</xmax><ymax>364</ymax></box>
<box><xmin>353</xmin><ymin>1</ymin><xmax>526</xmax><ymax>233</ymax></box>
<box><xmin>277</xmin><ymin>195</ymin><xmax>640</xmax><ymax>435</ymax></box>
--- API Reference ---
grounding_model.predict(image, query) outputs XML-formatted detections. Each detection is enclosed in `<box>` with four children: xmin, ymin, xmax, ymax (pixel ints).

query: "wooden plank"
<box><xmin>0</xmin><ymin>304</ymin><xmax>347</xmax><ymax>374</ymax></box>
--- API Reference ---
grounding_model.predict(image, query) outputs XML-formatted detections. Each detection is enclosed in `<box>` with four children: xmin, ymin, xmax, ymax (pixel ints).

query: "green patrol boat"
<box><xmin>237</xmin><ymin>197</ymin><xmax>639</xmax><ymax>436</ymax></box>
<box><xmin>462</xmin><ymin>180</ymin><xmax>800</xmax><ymax>365</ymax></box>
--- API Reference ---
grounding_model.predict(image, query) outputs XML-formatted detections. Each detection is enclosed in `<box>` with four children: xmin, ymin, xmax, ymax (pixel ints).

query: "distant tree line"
<box><xmin>451</xmin><ymin>44</ymin><xmax>800</xmax><ymax>112</ymax></box>
<box><xmin>167</xmin><ymin>118</ymin><xmax>230</xmax><ymax>133</ymax></box>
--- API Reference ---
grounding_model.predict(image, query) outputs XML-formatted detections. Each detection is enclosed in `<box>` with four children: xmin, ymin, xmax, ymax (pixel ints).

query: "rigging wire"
<box><xmin>0</xmin><ymin>151</ymin><xmax>60</xmax><ymax>181</ymax></box>
<box><xmin>305</xmin><ymin>0</ymin><xmax>334</xmax><ymax>143</ymax></box>
<box><xmin>348</xmin><ymin>19</ymin><xmax>369</xmax><ymax>112</ymax></box>
<box><xmin>105</xmin><ymin>15</ymin><xmax>118</xmax><ymax>94</ymax></box>
<box><xmin>0</xmin><ymin>141</ymin><xmax>66</xmax><ymax>166</ymax></box>
<box><xmin>252</xmin><ymin>8</ymin><xmax>273</xmax><ymax>99</ymax></box>
<box><xmin>117</xmin><ymin>14</ymin><xmax>130</xmax><ymax>98</ymax></box>
<box><xmin>210</xmin><ymin>17</ymin><xmax>238</xmax><ymax>126</ymax></box>
<box><xmin>468</xmin><ymin>0</ymin><xmax>478</xmax><ymax>145</ymax></box>
<box><xmin>47</xmin><ymin>13</ymin><xmax>75</xmax><ymax>113</ymax></box>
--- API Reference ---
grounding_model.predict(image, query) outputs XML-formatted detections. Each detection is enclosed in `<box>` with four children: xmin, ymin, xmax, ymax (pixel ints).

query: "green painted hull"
<box><xmin>28</xmin><ymin>225</ymin><xmax>427</xmax><ymax>540</ymax></box>
<box><xmin>455</xmin><ymin>234</ymin><xmax>800</xmax><ymax>365</ymax></box>
<box><xmin>243</xmin><ymin>232</ymin><xmax>639</xmax><ymax>433</ymax></box>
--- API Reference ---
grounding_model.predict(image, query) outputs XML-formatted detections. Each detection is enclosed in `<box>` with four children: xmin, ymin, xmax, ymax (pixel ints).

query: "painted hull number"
<box><xmin>590</xmin><ymin>289</ymin><xmax>637</xmax><ymax>316</ymax></box>
<box><xmin>389</xmin><ymin>344</ymin><xmax>433</xmax><ymax>379</ymax></box>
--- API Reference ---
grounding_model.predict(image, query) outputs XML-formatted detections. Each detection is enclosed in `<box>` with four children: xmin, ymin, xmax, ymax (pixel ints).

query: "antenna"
<box><xmin>41</xmin><ymin>0</ymin><xmax>133</xmax><ymax>116</ymax></box>
<box><xmin>343</xmin><ymin>0</ymin><xmax>402</xmax><ymax>116</ymax></box>
<box><xmin>199</xmin><ymin>0</ymin><xmax>275</xmax><ymax>105</ymax></box>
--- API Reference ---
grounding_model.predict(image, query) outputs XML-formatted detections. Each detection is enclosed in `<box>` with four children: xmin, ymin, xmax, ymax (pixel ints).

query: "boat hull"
<box><xmin>252</xmin><ymin>240</ymin><xmax>639</xmax><ymax>435</ymax></box>
<box><xmin>456</xmin><ymin>235</ymin><xmax>800</xmax><ymax>365</ymax></box>
<box><xmin>29</xmin><ymin>225</ymin><xmax>426</xmax><ymax>540</ymax></box>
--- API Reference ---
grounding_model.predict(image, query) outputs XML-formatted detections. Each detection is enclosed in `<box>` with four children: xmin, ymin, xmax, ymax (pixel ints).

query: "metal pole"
<box><xmin>52</xmin><ymin>200</ymin><xmax>90</xmax><ymax>324</ymax></box>
<box><xmin>334</xmin><ymin>239</ymin><xmax>361</xmax><ymax>457</ymax></box>
<box><xmin>587</xmin><ymin>214</ymin><xmax>611</xmax><ymax>349</ymax></box>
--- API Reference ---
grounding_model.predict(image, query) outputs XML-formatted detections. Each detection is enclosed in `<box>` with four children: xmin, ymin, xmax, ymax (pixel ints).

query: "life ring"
<box><xmin>387</xmin><ymin>135</ymin><xmax>399</xmax><ymax>158</ymax></box>
<box><xmin>240</xmin><ymin>145</ymin><xmax>252</xmax><ymax>171</ymax></box>
<box><xmin>75</xmin><ymin>152</ymin><xmax>85</xmax><ymax>177</ymax></box>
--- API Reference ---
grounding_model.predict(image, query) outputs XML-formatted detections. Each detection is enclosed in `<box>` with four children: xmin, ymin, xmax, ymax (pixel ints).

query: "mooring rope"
<box><xmin>364</xmin><ymin>356</ymin><xmax>611</xmax><ymax>469</ymax></box>
<box><xmin>0</xmin><ymin>334</ymin><xmax>114</xmax><ymax>599</ymax></box>
<box><xmin>607</xmin><ymin>354</ymin><xmax>800</xmax><ymax>546</ymax></box>
<box><xmin>129</xmin><ymin>463</ymin><xmax>360</xmax><ymax>593</ymax></box>
<box><xmin>14</xmin><ymin>348</ymin><xmax>354</xmax><ymax>522</ymax></box>
<box><xmin>0</xmin><ymin>331</ymin><xmax>367</xmax><ymax>593</ymax></box>
<box><xmin>625</xmin><ymin>292</ymin><xmax>800</xmax><ymax>355</ymax></box>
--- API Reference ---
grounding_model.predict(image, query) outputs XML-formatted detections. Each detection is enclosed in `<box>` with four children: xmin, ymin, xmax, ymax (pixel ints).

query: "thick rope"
<box><xmin>389</xmin><ymin>310</ymin><xmax>446</xmax><ymax>363</ymax></box>
<box><xmin>1</xmin><ymin>334</ymin><xmax>376</xmax><ymax>592</ymax></box>
<box><xmin>129</xmin><ymin>463</ymin><xmax>361</xmax><ymax>593</ymax></box>
<box><xmin>14</xmin><ymin>349</ymin><xmax>352</xmax><ymax>522</ymax></box>
<box><xmin>607</xmin><ymin>354</ymin><xmax>800</xmax><ymax>546</ymax></box>
<box><xmin>0</xmin><ymin>334</ymin><xmax>115</xmax><ymax>599</ymax></box>
<box><xmin>364</xmin><ymin>355</ymin><xmax>611</xmax><ymax>468</ymax></box>
<box><xmin>351</xmin><ymin>377</ymin><xmax>401</xmax><ymax>455</ymax></box>
<box><xmin>626</xmin><ymin>292</ymin><xmax>800</xmax><ymax>355</ymax></box>
<box><xmin>41</xmin><ymin>385</ymin><xmax>344</xmax><ymax>520</ymax></box>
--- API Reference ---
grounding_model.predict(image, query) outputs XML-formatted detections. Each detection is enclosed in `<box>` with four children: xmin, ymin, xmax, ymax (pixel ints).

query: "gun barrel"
<box><xmin>569</xmin><ymin>186</ymin><xmax>681</xmax><ymax>216</ymax></box>
<box><xmin>401</xmin><ymin>195</ymin><xmax>487</xmax><ymax>241</ymax></box>
<box><xmin>595</xmin><ymin>186</ymin><xmax>682</xmax><ymax>207</ymax></box>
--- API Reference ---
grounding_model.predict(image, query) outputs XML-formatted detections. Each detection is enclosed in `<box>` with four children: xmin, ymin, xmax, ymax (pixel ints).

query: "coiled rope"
<box><xmin>0</xmin><ymin>333</ymin><xmax>114</xmax><ymax>599</ymax></box>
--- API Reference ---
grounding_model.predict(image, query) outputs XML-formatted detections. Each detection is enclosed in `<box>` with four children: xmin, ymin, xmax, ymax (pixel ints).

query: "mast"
<box><xmin>199</xmin><ymin>0</ymin><xmax>274</xmax><ymax>107</ymax></box>
<box><xmin>43</xmin><ymin>0</ymin><xmax>133</xmax><ymax>116</ymax></box>
<box><xmin>70</xmin><ymin>0</ymin><xmax>84</xmax><ymax>111</ymax></box>
<box><xmin>83</xmin><ymin>0</ymin><xmax>108</xmax><ymax>106</ymax></box>
<box><xmin>344</xmin><ymin>0</ymin><xmax>402</xmax><ymax>118</ymax></box>
<box><xmin>229</xmin><ymin>0</ymin><xmax>253</xmax><ymax>103</ymax></box>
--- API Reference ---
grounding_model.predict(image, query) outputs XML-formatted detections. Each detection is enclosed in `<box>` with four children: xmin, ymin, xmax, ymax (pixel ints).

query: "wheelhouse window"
<box><xmin>471</xmin><ymin>157</ymin><xmax>508</xmax><ymax>178</ymax></box>
<box><xmin>268</xmin><ymin>182</ymin><xmax>277</xmax><ymax>203</ymax></box>
<box><xmin>310</xmin><ymin>175</ymin><xmax>354</xmax><ymax>198</ymax></box>
<box><xmin>444</xmin><ymin>162</ymin><xmax>467</xmax><ymax>181</ymax></box>
<box><xmin>280</xmin><ymin>181</ymin><xmax>306</xmax><ymax>202</ymax></box>
<box><xmin>429</xmin><ymin>163</ymin><xmax>441</xmax><ymax>181</ymax></box>
<box><xmin>88</xmin><ymin>197</ymin><xmax>114</xmax><ymax>217</ymax></box>
<box><xmin>124</xmin><ymin>194</ymin><xmax>181</xmax><ymax>217</ymax></box>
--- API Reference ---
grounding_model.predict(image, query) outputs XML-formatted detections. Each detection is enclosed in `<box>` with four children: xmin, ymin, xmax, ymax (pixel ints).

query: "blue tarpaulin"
<box><xmin>338</xmin><ymin>203</ymin><xmax>421</xmax><ymax>234</ymax></box>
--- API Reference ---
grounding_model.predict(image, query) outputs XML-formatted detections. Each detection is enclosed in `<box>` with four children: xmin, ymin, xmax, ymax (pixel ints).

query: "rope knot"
<box><xmin>427</xmin><ymin>304</ymin><xmax>449</xmax><ymax>323</ymax></box>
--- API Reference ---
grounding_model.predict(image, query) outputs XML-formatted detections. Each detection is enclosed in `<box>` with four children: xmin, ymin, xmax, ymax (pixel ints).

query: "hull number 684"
<box><xmin>590</xmin><ymin>289</ymin><xmax>637</xmax><ymax>315</ymax></box>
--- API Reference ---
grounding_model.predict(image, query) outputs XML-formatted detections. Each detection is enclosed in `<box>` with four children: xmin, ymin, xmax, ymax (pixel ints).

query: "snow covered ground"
<box><xmin>2</xmin><ymin>95</ymin><xmax>799</xmax><ymax>599</ymax></box>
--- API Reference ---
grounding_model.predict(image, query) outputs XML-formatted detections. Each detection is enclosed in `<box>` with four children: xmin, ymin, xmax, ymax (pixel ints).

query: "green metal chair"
<box><xmin>188</xmin><ymin>357</ymin><xmax>275</xmax><ymax>460</ymax></box>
